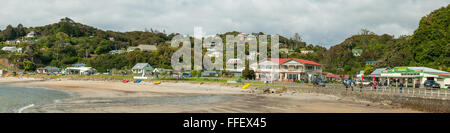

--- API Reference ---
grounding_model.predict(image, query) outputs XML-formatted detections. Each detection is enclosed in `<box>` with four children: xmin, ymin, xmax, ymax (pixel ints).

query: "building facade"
<box><xmin>250</xmin><ymin>58</ymin><xmax>322</xmax><ymax>82</ymax></box>
<box><xmin>365</xmin><ymin>67</ymin><xmax>450</xmax><ymax>88</ymax></box>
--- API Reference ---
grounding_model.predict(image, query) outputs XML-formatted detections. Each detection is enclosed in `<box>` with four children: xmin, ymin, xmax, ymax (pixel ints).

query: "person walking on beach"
<box><xmin>373</xmin><ymin>81</ymin><xmax>378</xmax><ymax>90</ymax></box>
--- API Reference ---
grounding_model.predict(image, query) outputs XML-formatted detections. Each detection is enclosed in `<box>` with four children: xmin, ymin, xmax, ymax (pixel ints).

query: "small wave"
<box><xmin>17</xmin><ymin>104</ymin><xmax>34</xmax><ymax>113</ymax></box>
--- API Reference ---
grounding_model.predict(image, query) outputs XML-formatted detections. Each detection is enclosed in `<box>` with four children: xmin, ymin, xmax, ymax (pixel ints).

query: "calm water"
<box><xmin>0</xmin><ymin>84</ymin><xmax>72</xmax><ymax>113</ymax></box>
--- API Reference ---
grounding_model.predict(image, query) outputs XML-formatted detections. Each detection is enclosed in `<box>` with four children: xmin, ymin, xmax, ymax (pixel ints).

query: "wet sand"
<box><xmin>0</xmin><ymin>77</ymin><xmax>421</xmax><ymax>113</ymax></box>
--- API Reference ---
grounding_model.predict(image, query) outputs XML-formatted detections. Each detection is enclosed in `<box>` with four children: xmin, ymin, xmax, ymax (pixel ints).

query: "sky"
<box><xmin>0</xmin><ymin>0</ymin><xmax>448</xmax><ymax>47</ymax></box>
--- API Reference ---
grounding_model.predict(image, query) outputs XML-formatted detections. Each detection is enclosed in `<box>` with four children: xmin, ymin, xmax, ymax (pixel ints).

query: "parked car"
<box><xmin>423</xmin><ymin>80</ymin><xmax>440</xmax><ymax>89</ymax></box>
<box><xmin>313</xmin><ymin>78</ymin><xmax>325</xmax><ymax>87</ymax></box>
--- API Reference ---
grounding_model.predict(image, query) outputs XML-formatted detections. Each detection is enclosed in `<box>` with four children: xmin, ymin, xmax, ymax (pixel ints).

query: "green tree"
<box><xmin>363</xmin><ymin>65</ymin><xmax>375</xmax><ymax>75</ymax></box>
<box><xmin>24</xmin><ymin>59</ymin><xmax>36</xmax><ymax>72</ymax></box>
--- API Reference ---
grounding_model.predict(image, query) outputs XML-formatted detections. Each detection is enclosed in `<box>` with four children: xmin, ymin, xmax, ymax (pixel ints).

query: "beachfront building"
<box><xmin>36</xmin><ymin>66</ymin><xmax>61</xmax><ymax>74</ymax></box>
<box><xmin>64</xmin><ymin>67</ymin><xmax>97</xmax><ymax>75</ymax></box>
<box><xmin>250</xmin><ymin>58</ymin><xmax>322</xmax><ymax>82</ymax></box>
<box><xmin>364</xmin><ymin>67</ymin><xmax>450</xmax><ymax>88</ymax></box>
<box><xmin>132</xmin><ymin>63</ymin><xmax>154</xmax><ymax>76</ymax></box>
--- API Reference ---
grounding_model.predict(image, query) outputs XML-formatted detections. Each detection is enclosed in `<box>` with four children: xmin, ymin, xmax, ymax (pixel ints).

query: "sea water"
<box><xmin>0</xmin><ymin>84</ymin><xmax>72</xmax><ymax>113</ymax></box>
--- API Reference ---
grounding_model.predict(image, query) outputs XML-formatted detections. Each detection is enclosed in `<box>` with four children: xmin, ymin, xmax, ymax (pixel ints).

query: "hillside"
<box><xmin>321</xmin><ymin>4</ymin><xmax>449</xmax><ymax>75</ymax></box>
<box><xmin>321</xmin><ymin>33</ymin><xmax>396</xmax><ymax>74</ymax></box>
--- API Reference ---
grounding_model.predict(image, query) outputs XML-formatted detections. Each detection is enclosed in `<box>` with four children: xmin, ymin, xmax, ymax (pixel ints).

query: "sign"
<box><xmin>384</xmin><ymin>67</ymin><xmax>421</xmax><ymax>73</ymax></box>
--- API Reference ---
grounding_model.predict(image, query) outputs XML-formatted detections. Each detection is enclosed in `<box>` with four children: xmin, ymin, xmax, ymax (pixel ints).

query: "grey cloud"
<box><xmin>0</xmin><ymin>0</ymin><xmax>447</xmax><ymax>47</ymax></box>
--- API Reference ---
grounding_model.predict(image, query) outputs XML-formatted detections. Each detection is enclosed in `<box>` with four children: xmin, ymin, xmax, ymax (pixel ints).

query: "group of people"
<box><xmin>342</xmin><ymin>78</ymin><xmax>407</xmax><ymax>91</ymax></box>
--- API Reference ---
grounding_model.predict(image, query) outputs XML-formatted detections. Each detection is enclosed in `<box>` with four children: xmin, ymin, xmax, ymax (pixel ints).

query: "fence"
<box><xmin>259</xmin><ymin>81</ymin><xmax>449</xmax><ymax>100</ymax></box>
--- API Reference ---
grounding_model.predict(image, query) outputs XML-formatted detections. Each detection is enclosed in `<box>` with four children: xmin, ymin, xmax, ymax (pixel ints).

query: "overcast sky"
<box><xmin>0</xmin><ymin>0</ymin><xmax>448</xmax><ymax>47</ymax></box>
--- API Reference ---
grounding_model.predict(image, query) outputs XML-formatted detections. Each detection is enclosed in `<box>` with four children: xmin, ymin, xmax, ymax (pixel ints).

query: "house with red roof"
<box><xmin>250</xmin><ymin>58</ymin><xmax>323</xmax><ymax>82</ymax></box>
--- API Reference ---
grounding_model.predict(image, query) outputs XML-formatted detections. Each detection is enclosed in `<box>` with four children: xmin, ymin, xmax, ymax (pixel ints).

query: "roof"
<box><xmin>370</xmin><ymin>68</ymin><xmax>387</xmax><ymax>75</ymax></box>
<box><xmin>352</xmin><ymin>49</ymin><xmax>363</xmax><ymax>53</ymax></box>
<box><xmin>267</xmin><ymin>58</ymin><xmax>321</xmax><ymax>66</ymax></box>
<box><xmin>137</xmin><ymin>45</ymin><xmax>157</xmax><ymax>51</ymax></box>
<box><xmin>132</xmin><ymin>63</ymin><xmax>152</xmax><ymax>69</ymax></box>
<box><xmin>38</xmin><ymin>66</ymin><xmax>60</xmax><ymax>70</ymax></box>
<box><xmin>72</xmin><ymin>63</ymin><xmax>86</xmax><ymax>67</ymax></box>
<box><xmin>202</xmin><ymin>71</ymin><xmax>218</xmax><ymax>74</ymax></box>
<box><xmin>326</xmin><ymin>73</ymin><xmax>341</xmax><ymax>79</ymax></box>
<box><xmin>66</xmin><ymin>67</ymin><xmax>95</xmax><ymax>71</ymax></box>
<box><xmin>406</xmin><ymin>67</ymin><xmax>449</xmax><ymax>74</ymax></box>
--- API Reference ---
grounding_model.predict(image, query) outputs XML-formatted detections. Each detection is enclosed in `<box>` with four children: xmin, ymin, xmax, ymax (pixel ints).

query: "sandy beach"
<box><xmin>0</xmin><ymin>77</ymin><xmax>421</xmax><ymax>113</ymax></box>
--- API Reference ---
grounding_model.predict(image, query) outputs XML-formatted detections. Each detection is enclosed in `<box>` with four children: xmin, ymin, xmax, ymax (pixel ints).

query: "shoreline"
<box><xmin>0</xmin><ymin>77</ymin><xmax>422</xmax><ymax>113</ymax></box>
<box><xmin>0</xmin><ymin>80</ymin><xmax>74</xmax><ymax>113</ymax></box>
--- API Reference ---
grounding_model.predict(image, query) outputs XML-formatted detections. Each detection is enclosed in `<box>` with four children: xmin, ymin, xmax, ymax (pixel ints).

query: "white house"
<box><xmin>132</xmin><ymin>63</ymin><xmax>154</xmax><ymax>77</ymax></box>
<box><xmin>250</xmin><ymin>58</ymin><xmax>322</xmax><ymax>82</ymax></box>
<box><xmin>300</xmin><ymin>50</ymin><xmax>314</xmax><ymax>54</ymax></box>
<box><xmin>109</xmin><ymin>50</ymin><xmax>125</xmax><ymax>54</ymax></box>
<box><xmin>65</xmin><ymin>67</ymin><xmax>97</xmax><ymax>75</ymax></box>
<box><xmin>37</xmin><ymin>66</ymin><xmax>61</xmax><ymax>74</ymax></box>
<box><xmin>26</xmin><ymin>31</ymin><xmax>38</xmax><ymax>38</ymax></box>
<box><xmin>1</xmin><ymin>46</ymin><xmax>22</xmax><ymax>53</ymax></box>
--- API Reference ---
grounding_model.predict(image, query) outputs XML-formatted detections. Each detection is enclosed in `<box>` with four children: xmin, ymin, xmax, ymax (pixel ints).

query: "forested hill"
<box><xmin>322</xmin><ymin>33</ymin><xmax>397</xmax><ymax>75</ymax></box>
<box><xmin>322</xmin><ymin>4</ymin><xmax>449</xmax><ymax>75</ymax></box>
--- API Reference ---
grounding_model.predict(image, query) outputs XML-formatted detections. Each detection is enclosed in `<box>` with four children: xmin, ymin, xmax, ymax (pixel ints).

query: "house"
<box><xmin>225</xmin><ymin>58</ymin><xmax>244</xmax><ymax>76</ymax></box>
<box><xmin>132</xmin><ymin>63</ymin><xmax>154</xmax><ymax>76</ymax></box>
<box><xmin>5</xmin><ymin>40</ymin><xmax>15</xmax><ymax>45</ymax></box>
<box><xmin>127</xmin><ymin>44</ymin><xmax>157</xmax><ymax>52</ymax></box>
<box><xmin>280</xmin><ymin>48</ymin><xmax>289</xmax><ymax>54</ymax></box>
<box><xmin>1</xmin><ymin>46</ymin><xmax>23</xmax><ymax>53</ymax></box>
<box><xmin>366</xmin><ymin>61</ymin><xmax>377</xmax><ymax>65</ymax></box>
<box><xmin>64</xmin><ymin>67</ymin><xmax>97</xmax><ymax>75</ymax></box>
<box><xmin>26</xmin><ymin>31</ymin><xmax>38</xmax><ymax>38</ymax></box>
<box><xmin>109</xmin><ymin>50</ymin><xmax>125</xmax><ymax>54</ymax></box>
<box><xmin>153</xmin><ymin>68</ymin><xmax>172</xmax><ymax>74</ymax></box>
<box><xmin>300</xmin><ymin>50</ymin><xmax>314</xmax><ymax>54</ymax></box>
<box><xmin>0</xmin><ymin>69</ymin><xmax>6</xmax><ymax>77</ymax></box>
<box><xmin>204</xmin><ymin>42</ymin><xmax>217</xmax><ymax>49</ymax></box>
<box><xmin>250</xmin><ymin>58</ymin><xmax>322</xmax><ymax>82</ymax></box>
<box><xmin>238</xmin><ymin>32</ymin><xmax>249</xmax><ymax>37</ymax></box>
<box><xmin>352</xmin><ymin>49</ymin><xmax>363</xmax><ymax>56</ymax></box>
<box><xmin>37</xmin><ymin>66</ymin><xmax>61</xmax><ymax>74</ymax></box>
